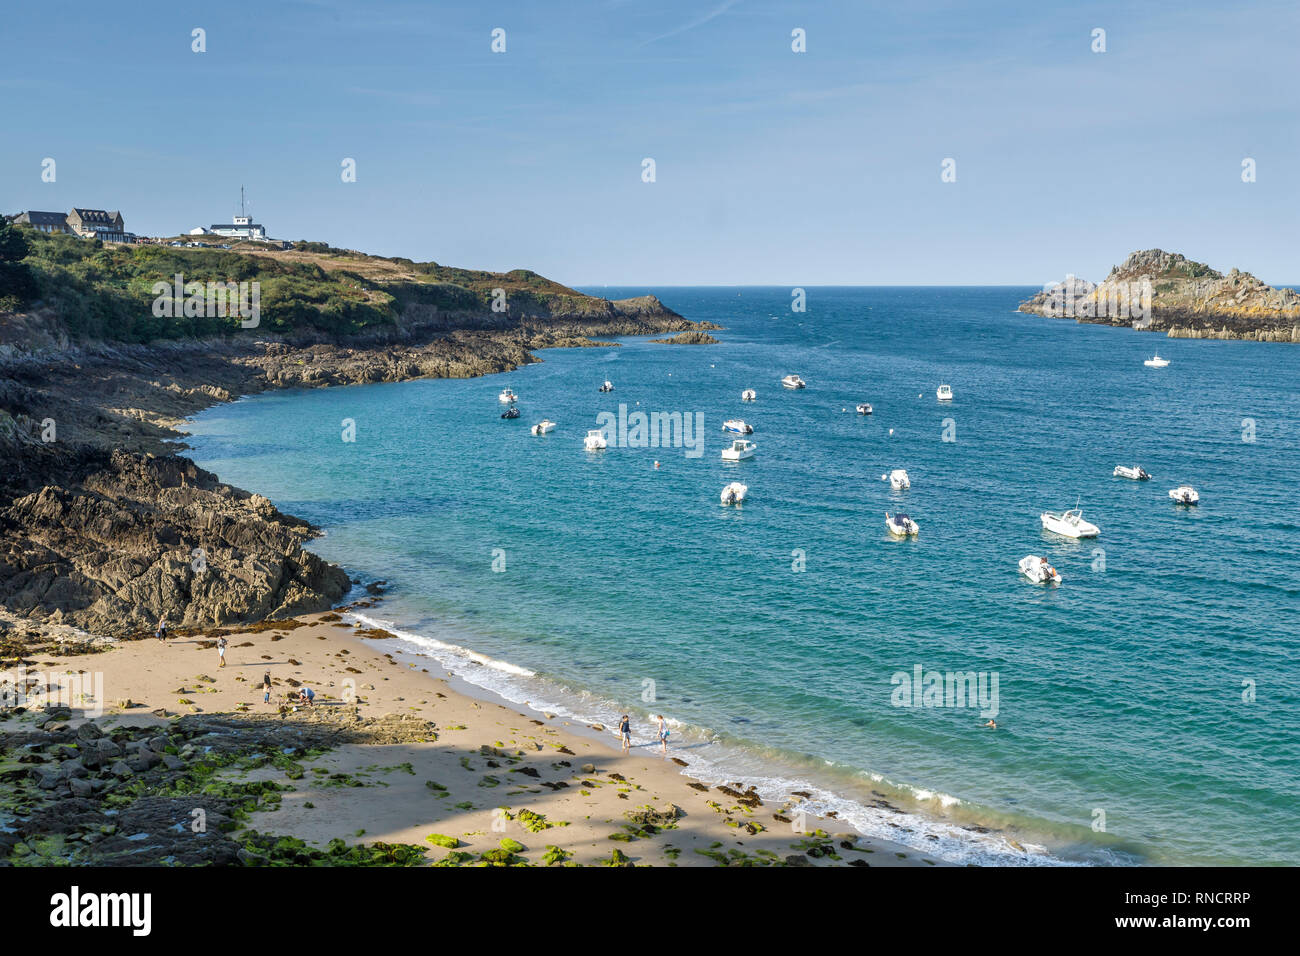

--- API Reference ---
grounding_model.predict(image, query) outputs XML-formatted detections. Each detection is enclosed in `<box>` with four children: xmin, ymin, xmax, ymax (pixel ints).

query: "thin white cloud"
<box><xmin>639</xmin><ymin>0</ymin><xmax>742</xmax><ymax>46</ymax></box>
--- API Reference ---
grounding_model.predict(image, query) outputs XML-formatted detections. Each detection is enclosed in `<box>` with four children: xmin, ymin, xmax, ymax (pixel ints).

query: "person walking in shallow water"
<box><xmin>656</xmin><ymin>715</ymin><xmax>669</xmax><ymax>756</ymax></box>
<box><xmin>216</xmin><ymin>635</ymin><xmax>228</xmax><ymax>668</ymax></box>
<box><xmin>619</xmin><ymin>714</ymin><xmax>631</xmax><ymax>754</ymax></box>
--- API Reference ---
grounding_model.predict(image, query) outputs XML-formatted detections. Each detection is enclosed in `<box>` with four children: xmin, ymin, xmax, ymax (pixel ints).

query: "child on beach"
<box><xmin>263</xmin><ymin>671</ymin><xmax>272</xmax><ymax>704</ymax></box>
<box><xmin>656</xmin><ymin>715</ymin><xmax>669</xmax><ymax>756</ymax></box>
<box><xmin>216</xmin><ymin>636</ymin><xmax>228</xmax><ymax>667</ymax></box>
<box><xmin>619</xmin><ymin>714</ymin><xmax>631</xmax><ymax>754</ymax></box>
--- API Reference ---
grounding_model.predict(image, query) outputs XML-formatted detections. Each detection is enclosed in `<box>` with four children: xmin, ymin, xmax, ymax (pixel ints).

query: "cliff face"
<box><xmin>0</xmin><ymin>255</ymin><xmax>713</xmax><ymax>641</ymax></box>
<box><xmin>0</xmin><ymin>452</ymin><xmax>350</xmax><ymax>636</ymax></box>
<box><xmin>1019</xmin><ymin>249</ymin><xmax>1300</xmax><ymax>342</ymax></box>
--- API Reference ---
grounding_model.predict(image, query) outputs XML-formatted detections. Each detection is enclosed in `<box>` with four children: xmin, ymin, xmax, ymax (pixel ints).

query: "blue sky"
<box><xmin>2</xmin><ymin>0</ymin><xmax>1295</xmax><ymax>285</ymax></box>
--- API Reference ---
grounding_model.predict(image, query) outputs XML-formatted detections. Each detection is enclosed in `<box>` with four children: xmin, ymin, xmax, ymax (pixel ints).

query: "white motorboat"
<box><xmin>721</xmin><ymin>438</ymin><xmax>756</xmax><ymax>461</ymax></box>
<box><xmin>599</xmin><ymin>380</ymin><xmax>614</xmax><ymax>392</ymax></box>
<box><xmin>1169</xmin><ymin>485</ymin><xmax>1199</xmax><ymax>505</ymax></box>
<box><xmin>1040</xmin><ymin>507</ymin><xmax>1100</xmax><ymax>538</ymax></box>
<box><xmin>781</xmin><ymin>374</ymin><xmax>806</xmax><ymax>389</ymax></box>
<box><xmin>1019</xmin><ymin>555</ymin><xmax>1062</xmax><ymax>585</ymax></box>
<box><xmin>1113</xmin><ymin>465</ymin><xmax>1151</xmax><ymax>481</ymax></box>
<box><xmin>741</xmin><ymin>389</ymin><xmax>757</xmax><ymax>402</ymax></box>
<box><xmin>885</xmin><ymin>512</ymin><xmax>919</xmax><ymax>536</ymax></box>
<box><xmin>584</xmin><ymin>429</ymin><xmax>607</xmax><ymax>451</ymax></box>
<box><xmin>720</xmin><ymin>481</ymin><xmax>748</xmax><ymax>506</ymax></box>
<box><xmin>886</xmin><ymin>468</ymin><xmax>911</xmax><ymax>491</ymax></box>
<box><xmin>531</xmin><ymin>420</ymin><xmax>556</xmax><ymax>436</ymax></box>
<box><xmin>856</xmin><ymin>403</ymin><xmax>873</xmax><ymax>415</ymax></box>
<box><xmin>936</xmin><ymin>384</ymin><xmax>953</xmax><ymax>402</ymax></box>
<box><xmin>722</xmin><ymin>419</ymin><xmax>753</xmax><ymax>434</ymax></box>
<box><xmin>1144</xmin><ymin>355</ymin><xmax>1170</xmax><ymax>368</ymax></box>
<box><xmin>498</xmin><ymin>388</ymin><xmax>517</xmax><ymax>403</ymax></box>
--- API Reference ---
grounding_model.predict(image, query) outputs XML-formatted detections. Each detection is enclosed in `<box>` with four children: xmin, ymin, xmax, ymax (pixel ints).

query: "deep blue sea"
<box><xmin>184</xmin><ymin>287</ymin><xmax>1300</xmax><ymax>866</ymax></box>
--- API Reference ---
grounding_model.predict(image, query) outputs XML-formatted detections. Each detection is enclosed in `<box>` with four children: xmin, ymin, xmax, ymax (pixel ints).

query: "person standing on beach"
<box><xmin>656</xmin><ymin>715</ymin><xmax>669</xmax><ymax>756</ymax></box>
<box><xmin>156</xmin><ymin>617</ymin><xmax>168</xmax><ymax>643</ymax></box>
<box><xmin>619</xmin><ymin>714</ymin><xmax>631</xmax><ymax>754</ymax></box>
<box><xmin>217</xmin><ymin>635</ymin><xmax>228</xmax><ymax>668</ymax></box>
<box><xmin>262</xmin><ymin>671</ymin><xmax>272</xmax><ymax>704</ymax></box>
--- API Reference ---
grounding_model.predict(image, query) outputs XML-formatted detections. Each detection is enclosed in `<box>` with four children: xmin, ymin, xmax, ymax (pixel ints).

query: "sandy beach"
<box><xmin>1</xmin><ymin>606</ymin><xmax>936</xmax><ymax>867</ymax></box>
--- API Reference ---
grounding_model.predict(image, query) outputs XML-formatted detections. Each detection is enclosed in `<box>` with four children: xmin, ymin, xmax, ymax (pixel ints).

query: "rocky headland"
<box><xmin>1018</xmin><ymin>249</ymin><xmax>1300</xmax><ymax>342</ymax></box>
<box><xmin>0</xmin><ymin>236</ymin><xmax>715</xmax><ymax>645</ymax></box>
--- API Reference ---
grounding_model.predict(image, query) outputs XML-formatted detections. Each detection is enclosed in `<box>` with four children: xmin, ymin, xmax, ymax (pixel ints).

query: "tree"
<box><xmin>0</xmin><ymin>220</ymin><xmax>31</xmax><ymax>262</ymax></box>
<box><xmin>0</xmin><ymin>220</ymin><xmax>36</xmax><ymax>310</ymax></box>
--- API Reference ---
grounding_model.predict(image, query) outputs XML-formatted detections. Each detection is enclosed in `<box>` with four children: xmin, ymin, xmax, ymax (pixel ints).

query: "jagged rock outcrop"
<box><xmin>1019</xmin><ymin>249</ymin><xmax>1300</xmax><ymax>341</ymax></box>
<box><xmin>0</xmin><ymin>450</ymin><xmax>349</xmax><ymax>636</ymax></box>
<box><xmin>649</xmin><ymin>331</ymin><xmax>722</xmax><ymax>344</ymax></box>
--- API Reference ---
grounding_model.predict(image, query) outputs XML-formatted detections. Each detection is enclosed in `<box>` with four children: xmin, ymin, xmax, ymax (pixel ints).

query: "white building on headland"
<box><xmin>192</xmin><ymin>187</ymin><xmax>270</xmax><ymax>241</ymax></box>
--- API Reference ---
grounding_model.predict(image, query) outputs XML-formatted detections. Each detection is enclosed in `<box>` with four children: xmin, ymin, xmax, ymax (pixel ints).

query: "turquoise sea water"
<box><xmin>185</xmin><ymin>287</ymin><xmax>1300</xmax><ymax>866</ymax></box>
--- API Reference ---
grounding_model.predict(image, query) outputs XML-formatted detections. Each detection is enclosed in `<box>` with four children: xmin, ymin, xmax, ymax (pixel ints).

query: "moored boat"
<box><xmin>1113</xmin><ymin>465</ymin><xmax>1151</xmax><ymax>480</ymax></box>
<box><xmin>721</xmin><ymin>438</ymin><xmax>756</xmax><ymax>461</ymax></box>
<box><xmin>1019</xmin><ymin>554</ymin><xmax>1062</xmax><ymax>584</ymax></box>
<box><xmin>885</xmin><ymin>512</ymin><xmax>919</xmax><ymax>536</ymax></box>
<box><xmin>1040</xmin><ymin>507</ymin><xmax>1100</xmax><ymax>538</ymax></box>
<box><xmin>720</xmin><ymin>481</ymin><xmax>748</xmax><ymax>506</ymax></box>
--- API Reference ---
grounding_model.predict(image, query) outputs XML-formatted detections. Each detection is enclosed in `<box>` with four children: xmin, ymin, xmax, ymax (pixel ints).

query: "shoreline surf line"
<box><xmin>343</xmin><ymin>609</ymin><xmax>1104</xmax><ymax>867</ymax></box>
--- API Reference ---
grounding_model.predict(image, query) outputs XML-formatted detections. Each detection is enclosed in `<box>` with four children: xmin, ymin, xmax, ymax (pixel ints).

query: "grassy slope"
<box><xmin>15</xmin><ymin>230</ymin><xmax>622</xmax><ymax>343</ymax></box>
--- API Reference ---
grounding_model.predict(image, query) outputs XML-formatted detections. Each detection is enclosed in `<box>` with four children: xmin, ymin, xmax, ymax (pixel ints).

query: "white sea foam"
<box><xmin>343</xmin><ymin>611</ymin><xmax>1090</xmax><ymax>867</ymax></box>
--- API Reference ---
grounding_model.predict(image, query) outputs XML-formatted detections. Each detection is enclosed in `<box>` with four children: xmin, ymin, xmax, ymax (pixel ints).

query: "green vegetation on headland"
<box><xmin>0</xmin><ymin>222</ymin><xmax>676</xmax><ymax>343</ymax></box>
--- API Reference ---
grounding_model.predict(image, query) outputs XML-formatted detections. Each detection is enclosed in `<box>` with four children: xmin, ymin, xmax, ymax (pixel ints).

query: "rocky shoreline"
<box><xmin>1018</xmin><ymin>249</ymin><xmax>1300</xmax><ymax>342</ymax></box>
<box><xmin>0</xmin><ymin>294</ymin><xmax>714</xmax><ymax>643</ymax></box>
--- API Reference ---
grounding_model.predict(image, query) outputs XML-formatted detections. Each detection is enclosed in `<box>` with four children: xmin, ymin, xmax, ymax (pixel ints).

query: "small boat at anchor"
<box><xmin>741</xmin><ymin>389</ymin><xmax>757</xmax><ymax>402</ymax></box>
<box><xmin>1040</xmin><ymin>506</ymin><xmax>1100</xmax><ymax>539</ymax></box>
<box><xmin>781</xmin><ymin>374</ymin><xmax>806</xmax><ymax>389</ymax></box>
<box><xmin>856</xmin><ymin>403</ymin><xmax>873</xmax><ymax>415</ymax></box>
<box><xmin>501</xmin><ymin>405</ymin><xmax>520</xmax><ymax>419</ymax></box>
<box><xmin>722</xmin><ymin>419</ymin><xmax>753</xmax><ymax>434</ymax></box>
<box><xmin>599</xmin><ymin>380</ymin><xmax>614</xmax><ymax>392</ymax></box>
<box><xmin>720</xmin><ymin>482</ymin><xmax>748</xmax><ymax>506</ymax></box>
<box><xmin>721</xmin><ymin>439</ymin><xmax>756</xmax><ymax>461</ymax></box>
<box><xmin>1144</xmin><ymin>355</ymin><xmax>1170</xmax><ymax>368</ymax></box>
<box><xmin>1019</xmin><ymin>555</ymin><xmax>1062</xmax><ymax>585</ymax></box>
<box><xmin>885</xmin><ymin>512</ymin><xmax>919</xmax><ymax>536</ymax></box>
<box><xmin>530</xmin><ymin>420</ymin><xmax>556</xmax><ymax>435</ymax></box>
<box><xmin>1169</xmin><ymin>485</ymin><xmax>1199</xmax><ymax>505</ymax></box>
<box><xmin>1113</xmin><ymin>465</ymin><xmax>1151</xmax><ymax>481</ymax></box>
<box><xmin>499</xmin><ymin>388</ymin><xmax>517</xmax><ymax>403</ymax></box>
<box><xmin>936</xmin><ymin>384</ymin><xmax>953</xmax><ymax>402</ymax></box>
<box><xmin>884</xmin><ymin>469</ymin><xmax>910</xmax><ymax>491</ymax></box>
<box><xmin>584</xmin><ymin>429</ymin><xmax>607</xmax><ymax>451</ymax></box>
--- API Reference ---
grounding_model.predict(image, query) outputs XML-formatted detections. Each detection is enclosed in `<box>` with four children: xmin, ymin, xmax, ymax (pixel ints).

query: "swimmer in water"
<box><xmin>984</xmin><ymin>719</ymin><xmax>997</xmax><ymax>729</ymax></box>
